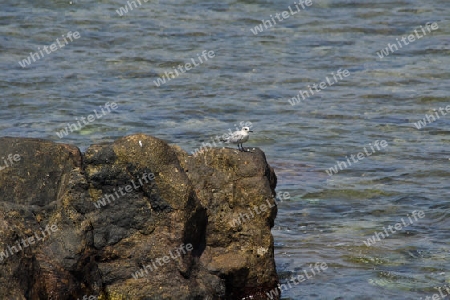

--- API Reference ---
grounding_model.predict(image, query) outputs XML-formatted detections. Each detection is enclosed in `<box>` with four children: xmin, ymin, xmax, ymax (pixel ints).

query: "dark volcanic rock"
<box><xmin>0</xmin><ymin>134</ymin><xmax>279</xmax><ymax>300</ymax></box>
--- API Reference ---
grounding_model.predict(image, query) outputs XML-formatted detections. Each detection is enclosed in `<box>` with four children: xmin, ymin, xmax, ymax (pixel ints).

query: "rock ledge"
<box><xmin>0</xmin><ymin>134</ymin><xmax>279</xmax><ymax>300</ymax></box>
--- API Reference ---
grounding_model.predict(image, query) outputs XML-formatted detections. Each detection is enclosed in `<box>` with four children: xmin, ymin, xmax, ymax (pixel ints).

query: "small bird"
<box><xmin>220</xmin><ymin>126</ymin><xmax>253</xmax><ymax>152</ymax></box>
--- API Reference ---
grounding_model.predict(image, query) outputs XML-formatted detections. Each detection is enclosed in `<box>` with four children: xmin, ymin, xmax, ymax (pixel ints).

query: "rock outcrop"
<box><xmin>0</xmin><ymin>134</ymin><xmax>279</xmax><ymax>300</ymax></box>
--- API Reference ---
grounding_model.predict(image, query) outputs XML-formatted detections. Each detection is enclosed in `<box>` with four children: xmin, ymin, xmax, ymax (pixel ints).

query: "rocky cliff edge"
<box><xmin>0</xmin><ymin>134</ymin><xmax>279</xmax><ymax>300</ymax></box>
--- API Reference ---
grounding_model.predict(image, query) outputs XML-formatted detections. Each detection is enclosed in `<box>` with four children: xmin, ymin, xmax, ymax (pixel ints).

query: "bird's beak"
<box><xmin>249</xmin><ymin>130</ymin><xmax>253</xmax><ymax>132</ymax></box>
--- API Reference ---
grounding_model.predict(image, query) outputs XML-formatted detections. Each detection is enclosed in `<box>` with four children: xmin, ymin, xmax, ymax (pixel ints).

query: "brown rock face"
<box><xmin>0</xmin><ymin>134</ymin><xmax>279</xmax><ymax>300</ymax></box>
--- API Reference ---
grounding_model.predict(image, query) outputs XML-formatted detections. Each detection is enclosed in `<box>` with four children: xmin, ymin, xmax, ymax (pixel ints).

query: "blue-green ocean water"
<box><xmin>1</xmin><ymin>0</ymin><xmax>449</xmax><ymax>299</ymax></box>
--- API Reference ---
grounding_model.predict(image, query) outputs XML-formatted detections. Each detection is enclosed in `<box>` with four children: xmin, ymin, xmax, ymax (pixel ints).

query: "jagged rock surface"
<box><xmin>0</xmin><ymin>134</ymin><xmax>279</xmax><ymax>300</ymax></box>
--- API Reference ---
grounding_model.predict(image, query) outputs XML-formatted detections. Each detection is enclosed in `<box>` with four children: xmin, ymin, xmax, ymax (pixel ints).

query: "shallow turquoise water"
<box><xmin>1</xmin><ymin>0</ymin><xmax>449</xmax><ymax>299</ymax></box>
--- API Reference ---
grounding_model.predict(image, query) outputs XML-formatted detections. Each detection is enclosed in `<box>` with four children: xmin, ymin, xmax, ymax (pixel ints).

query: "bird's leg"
<box><xmin>242</xmin><ymin>144</ymin><xmax>252</xmax><ymax>153</ymax></box>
